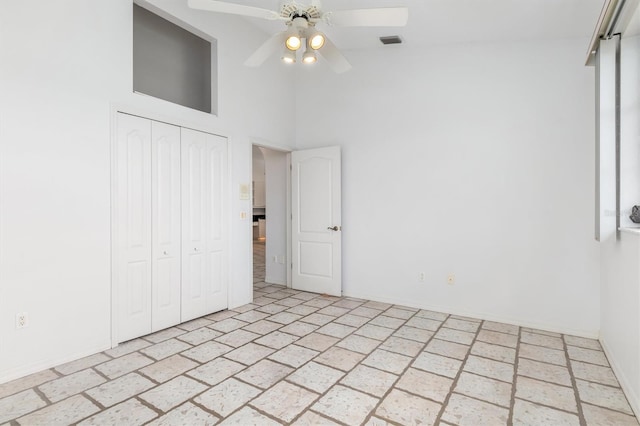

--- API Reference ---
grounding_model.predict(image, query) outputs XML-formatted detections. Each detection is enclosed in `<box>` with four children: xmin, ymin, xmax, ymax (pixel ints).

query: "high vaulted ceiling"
<box><xmin>190</xmin><ymin>0</ymin><xmax>606</xmax><ymax>50</ymax></box>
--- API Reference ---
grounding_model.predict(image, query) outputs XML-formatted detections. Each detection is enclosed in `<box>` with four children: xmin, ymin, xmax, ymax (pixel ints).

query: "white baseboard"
<box><xmin>0</xmin><ymin>342</ymin><xmax>111</xmax><ymax>385</ymax></box>
<box><xmin>600</xmin><ymin>337</ymin><xmax>640</xmax><ymax>418</ymax></box>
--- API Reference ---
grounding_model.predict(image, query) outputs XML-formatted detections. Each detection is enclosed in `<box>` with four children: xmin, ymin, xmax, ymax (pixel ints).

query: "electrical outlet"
<box><xmin>447</xmin><ymin>274</ymin><xmax>455</xmax><ymax>285</ymax></box>
<box><xmin>16</xmin><ymin>312</ymin><xmax>29</xmax><ymax>329</ymax></box>
<box><xmin>419</xmin><ymin>272</ymin><xmax>426</xmax><ymax>282</ymax></box>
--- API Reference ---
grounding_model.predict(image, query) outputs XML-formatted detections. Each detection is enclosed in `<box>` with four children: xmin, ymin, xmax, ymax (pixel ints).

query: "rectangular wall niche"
<box><xmin>133</xmin><ymin>4</ymin><xmax>216</xmax><ymax>114</ymax></box>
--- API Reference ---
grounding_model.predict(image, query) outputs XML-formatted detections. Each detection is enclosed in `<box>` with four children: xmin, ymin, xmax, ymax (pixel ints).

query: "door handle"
<box><xmin>327</xmin><ymin>226</ymin><xmax>340</xmax><ymax>231</ymax></box>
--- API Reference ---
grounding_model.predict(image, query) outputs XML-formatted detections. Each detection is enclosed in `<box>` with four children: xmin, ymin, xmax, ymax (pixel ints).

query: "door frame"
<box><xmin>110</xmin><ymin>104</ymin><xmax>232</xmax><ymax>348</ymax></box>
<box><xmin>250</xmin><ymin>140</ymin><xmax>293</xmax><ymax>289</ymax></box>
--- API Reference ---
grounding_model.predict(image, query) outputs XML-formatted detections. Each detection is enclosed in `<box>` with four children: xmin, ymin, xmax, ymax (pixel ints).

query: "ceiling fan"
<box><xmin>187</xmin><ymin>0</ymin><xmax>409</xmax><ymax>73</ymax></box>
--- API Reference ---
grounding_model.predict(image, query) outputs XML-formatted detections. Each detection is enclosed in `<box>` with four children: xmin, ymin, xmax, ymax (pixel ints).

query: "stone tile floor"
<box><xmin>0</xmin><ymin>241</ymin><xmax>638</xmax><ymax>425</ymax></box>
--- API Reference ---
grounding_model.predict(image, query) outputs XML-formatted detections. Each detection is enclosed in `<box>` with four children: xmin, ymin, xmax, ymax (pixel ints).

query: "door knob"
<box><xmin>163</xmin><ymin>251</ymin><xmax>168</xmax><ymax>255</ymax></box>
<box><xmin>327</xmin><ymin>226</ymin><xmax>340</xmax><ymax>231</ymax></box>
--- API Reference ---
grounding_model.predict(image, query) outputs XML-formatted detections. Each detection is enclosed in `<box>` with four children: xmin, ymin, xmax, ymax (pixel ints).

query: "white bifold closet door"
<box><xmin>181</xmin><ymin>128</ymin><xmax>228</xmax><ymax>322</ymax></box>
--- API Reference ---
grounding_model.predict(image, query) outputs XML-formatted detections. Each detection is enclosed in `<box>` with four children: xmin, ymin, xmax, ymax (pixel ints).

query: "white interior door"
<box><xmin>151</xmin><ymin>121</ymin><xmax>181</xmax><ymax>331</ymax></box>
<box><xmin>181</xmin><ymin>128</ymin><xmax>228</xmax><ymax>321</ymax></box>
<box><xmin>116</xmin><ymin>113</ymin><xmax>152</xmax><ymax>341</ymax></box>
<box><xmin>291</xmin><ymin>146</ymin><xmax>342</xmax><ymax>296</ymax></box>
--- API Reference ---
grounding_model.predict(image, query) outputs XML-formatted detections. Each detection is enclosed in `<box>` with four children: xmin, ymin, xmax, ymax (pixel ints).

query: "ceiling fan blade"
<box><xmin>188</xmin><ymin>0</ymin><xmax>280</xmax><ymax>20</ymax></box>
<box><xmin>317</xmin><ymin>36</ymin><xmax>352</xmax><ymax>74</ymax></box>
<box><xmin>324</xmin><ymin>7</ymin><xmax>408</xmax><ymax>27</ymax></box>
<box><xmin>244</xmin><ymin>31</ymin><xmax>288</xmax><ymax>67</ymax></box>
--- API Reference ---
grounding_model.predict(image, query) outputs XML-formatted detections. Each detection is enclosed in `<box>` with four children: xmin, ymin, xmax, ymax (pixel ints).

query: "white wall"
<box><xmin>0</xmin><ymin>0</ymin><xmax>295</xmax><ymax>383</ymax></box>
<box><xmin>262</xmin><ymin>147</ymin><xmax>288</xmax><ymax>285</ymax></box>
<box><xmin>296</xmin><ymin>38</ymin><xmax>600</xmax><ymax>336</ymax></box>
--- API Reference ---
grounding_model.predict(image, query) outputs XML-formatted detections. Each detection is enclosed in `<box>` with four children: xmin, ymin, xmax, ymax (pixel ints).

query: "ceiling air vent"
<box><xmin>379</xmin><ymin>35</ymin><xmax>402</xmax><ymax>45</ymax></box>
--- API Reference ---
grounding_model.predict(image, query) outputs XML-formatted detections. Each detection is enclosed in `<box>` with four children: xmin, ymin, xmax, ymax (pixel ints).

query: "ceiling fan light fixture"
<box><xmin>309</xmin><ymin>32</ymin><xmax>325</xmax><ymax>50</ymax></box>
<box><xmin>282</xmin><ymin>49</ymin><xmax>296</xmax><ymax>64</ymax></box>
<box><xmin>285</xmin><ymin>34</ymin><xmax>302</xmax><ymax>50</ymax></box>
<box><xmin>302</xmin><ymin>49</ymin><xmax>317</xmax><ymax>64</ymax></box>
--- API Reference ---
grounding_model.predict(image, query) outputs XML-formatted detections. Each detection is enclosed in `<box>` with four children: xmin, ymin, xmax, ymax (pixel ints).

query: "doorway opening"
<box><xmin>252</xmin><ymin>145</ymin><xmax>289</xmax><ymax>288</ymax></box>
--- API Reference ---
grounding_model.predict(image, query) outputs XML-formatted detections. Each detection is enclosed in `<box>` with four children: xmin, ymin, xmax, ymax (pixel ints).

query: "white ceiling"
<box><xmin>191</xmin><ymin>0</ymin><xmax>606</xmax><ymax>50</ymax></box>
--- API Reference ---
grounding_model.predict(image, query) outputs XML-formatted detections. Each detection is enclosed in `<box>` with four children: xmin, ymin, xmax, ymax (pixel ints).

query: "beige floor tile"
<box><xmin>571</xmin><ymin>360</ymin><xmax>619</xmax><ymax>387</ymax></box>
<box><xmin>210</xmin><ymin>318</ymin><xmax>250</xmax><ymax>333</ymax></box>
<box><xmin>224</xmin><ymin>342</ymin><xmax>275</xmax><ymax>365</ymax></box>
<box><xmin>316</xmin><ymin>306</ymin><xmax>351</xmax><ymax>317</ymax></box>
<box><xmin>86</xmin><ymin>372</ymin><xmax>154</xmax><ymax>407</ymax></box>
<box><xmin>576</xmin><ymin>379</ymin><xmax>634</xmax><ymax>415</ymax></box>
<box><xmin>0</xmin><ymin>369</ymin><xmax>58</xmax><ymax>399</ymax></box>
<box><xmin>175</xmin><ymin>317</ymin><xmax>213</xmax><ymax>331</ymax></box>
<box><xmin>426</xmin><ymin>338</ymin><xmax>470</xmax><ymax>360</ymax></box>
<box><xmin>405</xmin><ymin>316</ymin><xmax>442</xmax><ymax>331</ymax></box>
<box><xmin>275</xmin><ymin>297</ymin><xmax>305</xmax><ymax>307</ymax></box>
<box><xmin>234</xmin><ymin>359</ymin><xmax>293</xmax><ymax>389</ymax></box>
<box><xmin>363</xmin><ymin>301</ymin><xmax>393</xmax><ymax>310</ymax></box>
<box><xmin>482</xmin><ymin>321</ymin><xmax>519</xmax><ymax>335</ymax></box>
<box><xmin>564</xmin><ymin>335</ymin><xmax>602</xmax><ymax>351</ymax></box>
<box><xmin>350</xmin><ymin>306</ymin><xmax>383</xmax><ymax>319</ymax></box>
<box><xmin>362</xmin><ymin>349</ymin><xmax>412</xmax><ymax>374</ymax></box>
<box><xmin>251</xmin><ymin>381</ymin><xmax>319</xmax><ymax>423</ymax></box>
<box><xmin>567</xmin><ymin>345</ymin><xmax>609</xmax><ymax>367</ymax></box>
<box><xmin>355</xmin><ymin>324</ymin><xmax>396</xmax><ymax>341</ymax></box>
<box><xmin>139</xmin><ymin>354</ymin><xmax>199</xmax><ymax>383</ymax></box>
<box><xmin>383</xmin><ymin>307</ymin><xmax>415</xmax><ymax>319</ymax></box>
<box><xmin>455</xmin><ymin>372</ymin><xmax>512</xmax><ymax>407</ymax></box>
<box><xmin>287</xmin><ymin>305</ymin><xmax>320</xmax><ymax>317</ymax></box>
<box><xmin>436</xmin><ymin>328</ymin><xmax>476</xmax><ymax>345</ymax></box>
<box><xmin>279</xmin><ymin>321</ymin><xmax>319</xmax><ymax>337</ymax></box>
<box><xmin>176</xmin><ymin>327</ymin><xmax>222</xmax><ymax>345</ymax></box>
<box><xmin>396</xmin><ymin>367</ymin><xmax>453</xmax><ymax>403</ymax></box>
<box><xmin>476</xmin><ymin>329</ymin><xmax>518</xmax><ymax>348</ymax></box>
<box><xmin>376</xmin><ymin>388</ymin><xmax>440</xmax><ymax>425</ymax></box>
<box><xmin>334</xmin><ymin>313</ymin><xmax>371</xmax><ymax>327</ymax></box>
<box><xmin>95</xmin><ymin>352</ymin><xmax>154</xmax><ymax>379</ymax></box>
<box><xmin>292</xmin><ymin>411</ymin><xmax>341</xmax><ymax>425</ymax></box>
<box><xmin>518</xmin><ymin>358</ymin><xmax>572</xmax><ymax>386</ymax></box>
<box><xmin>364</xmin><ymin>416</ymin><xmax>392</xmax><ymax>425</ymax></box>
<box><xmin>78</xmin><ymin>399</ymin><xmax>158</xmax><ymax>425</ymax></box>
<box><xmin>301</xmin><ymin>313</ymin><xmax>335</xmax><ymax>326</ymax></box>
<box><xmin>194</xmin><ymin>378</ymin><xmax>261</xmax><ymax>417</ymax></box>
<box><xmin>444</xmin><ymin>318</ymin><xmax>480</xmax><ymax>332</ymax></box>
<box><xmin>140</xmin><ymin>376</ymin><xmax>207</xmax><ymax>412</ymax></box>
<box><xmin>522</xmin><ymin>327</ymin><xmax>561</xmax><ymax>337</ymax></box>
<box><xmin>519</xmin><ymin>343</ymin><xmax>567</xmax><ymax>366</ymax></box>
<box><xmin>268</xmin><ymin>312</ymin><xmax>304</xmax><ymax>325</ymax></box>
<box><xmin>214</xmin><ymin>329</ymin><xmax>261</xmax><ymax>348</ymax></box>
<box><xmin>18</xmin><ymin>395</ymin><xmax>100</xmax><ymax>425</ymax></box>
<box><xmin>288</xmin><ymin>361</ymin><xmax>345</xmax><ymax>393</ymax></box>
<box><xmin>520</xmin><ymin>331</ymin><xmax>564</xmax><ymax>350</ymax></box>
<box><xmin>290</xmin><ymin>292</ymin><xmax>322</xmax><ymax>301</ymax></box>
<box><xmin>512</xmin><ymin>399</ymin><xmax>579</xmax><ymax>426</ymax></box>
<box><xmin>104</xmin><ymin>338</ymin><xmax>152</xmax><ymax>358</ymax></box>
<box><xmin>441</xmin><ymin>393</ymin><xmax>509</xmax><ymax>426</ymax></box>
<box><xmin>187</xmin><ymin>357</ymin><xmax>246</xmax><ymax>385</ymax></box>
<box><xmin>316</xmin><ymin>322</ymin><xmax>357</xmax><ymax>338</ymax></box>
<box><xmin>331</xmin><ymin>299</ymin><xmax>365</xmax><ymax>309</ymax></box>
<box><xmin>450</xmin><ymin>315</ymin><xmax>481</xmax><ymax>323</ymax></box>
<box><xmin>416</xmin><ymin>310</ymin><xmax>449</xmax><ymax>321</ymax></box>
<box><xmin>516</xmin><ymin>376</ymin><xmax>577</xmax><ymax>413</ymax></box>
<box><xmin>368</xmin><ymin>315</ymin><xmax>406</xmax><ymax>329</ymax></box>
<box><xmin>54</xmin><ymin>352</ymin><xmax>111</xmax><ymax>375</ymax></box>
<box><xmin>148</xmin><ymin>401</ymin><xmax>219</xmax><ymax>425</ymax></box>
<box><xmin>0</xmin><ymin>389</ymin><xmax>47</xmax><ymax>423</ymax></box>
<box><xmin>39</xmin><ymin>368</ymin><xmax>106</xmax><ymax>402</ymax></box>
<box><xmin>268</xmin><ymin>344</ymin><xmax>319</xmax><ymax>368</ymax></box>
<box><xmin>582</xmin><ymin>403</ymin><xmax>640</xmax><ymax>426</ymax></box>
<box><xmin>255</xmin><ymin>331</ymin><xmax>299</xmax><ymax>349</ymax></box>
<box><xmin>380</xmin><ymin>336</ymin><xmax>424</xmax><ymax>357</ymax></box>
<box><xmin>336</xmin><ymin>334</ymin><xmax>380</xmax><ymax>354</ymax></box>
<box><xmin>242</xmin><ymin>319</ymin><xmax>282</xmax><ymax>335</ymax></box>
<box><xmin>471</xmin><ymin>341</ymin><xmax>516</xmax><ymax>363</ymax></box>
<box><xmin>218</xmin><ymin>406</ymin><xmax>283</xmax><ymax>425</ymax></box>
<box><xmin>181</xmin><ymin>341</ymin><xmax>233</xmax><ymax>363</ymax></box>
<box><xmin>412</xmin><ymin>351</ymin><xmax>463</xmax><ymax>378</ymax></box>
<box><xmin>314</xmin><ymin>346</ymin><xmax>365</xmax><ymax>371</ymax></box>
<box><xmin>140</xmin><ymin>338</ymin><xmax>192</xmax><ymax>361</ymax></box>
<box><xmin>296</xmin><ymin>332</ymin><xmax>339</xmax><ymax>352</ymax></box>
<box><xmin>393</xmin><ymin>326</ymin><xmax>434</xmax><ymax>343</ymax></box>
<box><xmin>464</xmin><ymin>355</ymin><xmax>514</xmax><ymax>382</ymax></box>
<box><xmin>341</xmin><ymin>365</ymin><xmax>397</xmax><ymax>397</ymax></box>
<box><xmin>143</xmin><ymin>327</ymin><xmax>186</xmax><ymax>343</ymax></box>
<box><xmin>303</xmin><ymin>299</ymin><xmax>334</xmax><ymax>309</ymax></box>
<box><xmin>205</xmin><ymin>310</ymin><xmax>238</xmax><ymax>321</ymax></box>
<box><xmin>312</xmin><ymin>385</ymin><xmax>378</xmax><ymax>425</ymax></box>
